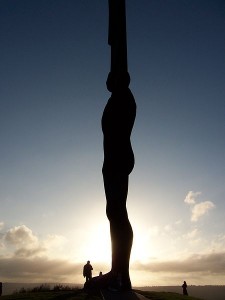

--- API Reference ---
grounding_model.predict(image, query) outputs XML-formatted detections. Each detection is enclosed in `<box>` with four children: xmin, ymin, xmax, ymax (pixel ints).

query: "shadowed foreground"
<box><xmin>135</xmin><ymin>289</ymin><xmax>203</xmax><ymax>300</ymax></box>
<box><xmin>0</xmin><ymin>289</ymin><xmax>203</xmax><ymax>300</ymax></box>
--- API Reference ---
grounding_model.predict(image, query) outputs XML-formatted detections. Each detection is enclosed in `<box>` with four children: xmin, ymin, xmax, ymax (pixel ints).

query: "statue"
<box><xmin>86</xmin><ymin>0</ymin><xmax>136</xmax><ymax>291</ymax></box>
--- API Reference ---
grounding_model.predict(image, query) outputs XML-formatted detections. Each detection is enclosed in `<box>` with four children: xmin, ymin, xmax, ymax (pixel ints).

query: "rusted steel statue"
<box><xmin>87</xmin><ymin>0</ymin><xmax>136</xmax><ymax>291</ymax></box>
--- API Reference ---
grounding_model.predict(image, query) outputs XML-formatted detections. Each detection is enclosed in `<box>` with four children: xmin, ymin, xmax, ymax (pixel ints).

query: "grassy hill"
<box><xmin>1</xmin><ymin>289</ymin><xmax>203</xmax><ymax>300</ymax></box>
<box><xmin>0</xmin><ymin>289</ymin><xmax>97</xmax><ymax>300</ymax></box>
<box><xmin>136</xmin><ymin>289</ymin><xmax>203</xmax><ymax>300</ymax></box>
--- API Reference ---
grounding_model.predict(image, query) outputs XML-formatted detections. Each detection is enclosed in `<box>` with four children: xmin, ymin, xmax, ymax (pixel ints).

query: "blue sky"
<box><xmin>0</xmin><ymin>0</ymin><xmax>225</xmax><ymax>286</ymax></box>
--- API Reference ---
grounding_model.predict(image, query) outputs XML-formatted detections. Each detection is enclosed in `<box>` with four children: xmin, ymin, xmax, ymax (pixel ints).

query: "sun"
<box><xmin>83</xmin><ymin>222</ymin><xmax>111</xmax><ymax>263</ymax></box>
<box><xmin>81</xmin><ymin>220</ymin><xmax>151</xmax><ymax>265</ymax></box>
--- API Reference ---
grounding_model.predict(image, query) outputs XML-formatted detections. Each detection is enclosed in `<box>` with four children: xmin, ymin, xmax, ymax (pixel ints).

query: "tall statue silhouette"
<box><xmin>86</xmin><ymin>0</ymin><xmax>136</xmax><ymax>291</ymax></box>
<box><xmin>102</xmin><ymin>0</ymin><xmax>136</xmax><ymax>290</ymax></box>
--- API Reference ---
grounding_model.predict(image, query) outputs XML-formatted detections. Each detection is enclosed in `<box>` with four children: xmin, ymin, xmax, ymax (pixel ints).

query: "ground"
<box><xmin>0</xmin><ymin>289</ymin><xmax>203</xmax><ymax>300</ymax></box>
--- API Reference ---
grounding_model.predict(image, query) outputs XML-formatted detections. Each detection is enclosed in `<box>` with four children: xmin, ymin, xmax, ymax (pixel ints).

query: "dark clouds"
<box><xmin>132</xmin><ymin>252</ymin><xmax>225</xmax><ymax>275</ymax></box>
<box><xmin>0</xmin><ymin>255</ymin><xmax>108</xmax><ymax>283</ymax></box>
<box><xmin>0</xmin><ymin>257</ymin><xmax>82</xmax><ymax>282</ymax></box>
<box><xmin>1</xmin><ymin>252</ymin><xmax>225</xmax><ymax>283</ymax></box>
<box><xmin>14</xmin><ymin>247</ymin><xmax>46</xmax><ymax>258</ymax></box>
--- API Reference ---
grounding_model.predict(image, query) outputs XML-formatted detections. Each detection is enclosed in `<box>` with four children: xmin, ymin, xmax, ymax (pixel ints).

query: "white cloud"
<box><xmin>3</xmin><ymin>225</ymin><xmax>44</xmax><ymax>258</ymax></box>
<box><xmin>184</xmin><ymin>191</ymin><xmax>201</xmax><ymax>205</ymax></box>
<box><xmin>184</xmin><ymin>191</ymin><xmax>215</xmax><ymax>222</ymax></box>
<box><xmin>5</xmin><ymin>225</ymin><xmax>38</xmax><ymax>248</ymax></box>
<box><xmin>191</xmin><ymin>201</ymin><xmax>215</xmax><ymax>222</ymax></box>
<box><xmin>2</xmin><ymin>224</ymin><xmax>69</xmax><ymax>260</ymax></box>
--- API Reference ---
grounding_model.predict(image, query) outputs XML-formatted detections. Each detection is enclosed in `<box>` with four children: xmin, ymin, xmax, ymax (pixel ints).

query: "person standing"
<box><xmin>83</xmin><ymin>261</ymin><xmax>93</xmax><ymax>283</ymax></box>
<box><xmin>182</xmin><ymin>281</ymin><xmax>188</xmax><ymax>296</ymax></box>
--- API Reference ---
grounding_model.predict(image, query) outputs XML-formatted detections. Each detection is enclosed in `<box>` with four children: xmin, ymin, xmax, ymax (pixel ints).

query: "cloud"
<box><xmin>2</xmin><ymin>224</ymin><xmax>69</xmax><ymax>260</ymax></box>
<box><xmin>132</xmin><ymin>251</ymin><xmax>225</xmax><ymax>275</ymax></box>
<box><xmin>0</xmin><ymin>224</ymin><xmax>86</xmax><ymax>283</ymax></box>
<box><xmin>14</xmin><ymin>246</ymin><xmax>46</xmax><ymax>258</ymax></box>
<box><xmin>1</xmin><ymin>251</ymin><xmax>225</xmax><ymax>284</ymax></box>
<box><xmin>3</xmin><ymin>225</ymin><xmax>45</xmax><ymax>258</ymax></box>
<box><xmin>191</xmin><ymin>201</ymin><xmax>215</xmax><ymax>222</ymax></box>
<box><xmin>184</xmin><ymin>191</ymin><xmax>201</xmax><ymax>205</ymax></box>
<box><xmin>0</xmin><ymin>256</ymin><xmax>108</xmax><ymax>283</ymax></box>
<box><xmin>0</xmin><ymin>256</ymin><xmax>83</xmax><ymax>283</ymax></box>
<box><xmin>184</xmin><ymin>191</ymin><xmax>215</xmax><ymax>222</ymax></box>
<box><xmin>5</xmin><ymin>225</ymin><xmax>38</xmax><ymax>248</ymax></box>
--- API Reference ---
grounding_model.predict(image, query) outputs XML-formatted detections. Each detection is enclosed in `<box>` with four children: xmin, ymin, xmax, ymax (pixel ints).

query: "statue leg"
<box><xmin>85</xmin><ymin>171</ymin><xmax>133</xmax><ymax>292</ymax></box>
<box><xmin>104</xmin><ymin>172</ymin><xmax>133</xmax><ymax>289</ymax></box>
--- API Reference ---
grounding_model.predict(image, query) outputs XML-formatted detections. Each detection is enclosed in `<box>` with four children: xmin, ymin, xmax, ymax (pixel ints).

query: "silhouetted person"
<box><xmin>83</xmin><ymin>261</ymin><xmax>93</xmax><ymax>283</ymax></box>
<box><xmin>0</xmin><ymin>282</ymin><xmax>2</xmax><ymax>296</ymax></box>
<box><xmin>182</xmin><ymin>281</ymin><xmax>188</xmax><ymax>296</ymax></box>
<box><xmin>99</xmin><ymin>271</ymin><xmax>103</xmax><ymax>276</ymax></box>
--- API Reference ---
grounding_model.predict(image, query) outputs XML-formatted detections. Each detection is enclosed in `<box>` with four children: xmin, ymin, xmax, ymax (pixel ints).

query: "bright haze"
<box><xmin>0</xmin><ymin>0</ymin><xmax>225</xmax><ymax>287</ymax></box>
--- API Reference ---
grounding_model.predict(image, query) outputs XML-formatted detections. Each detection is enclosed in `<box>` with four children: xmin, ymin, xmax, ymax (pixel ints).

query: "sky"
<box><xmin>0</xmin><ymin>0</ymin><xmax>225</xmax><ymax>287</ymax></box>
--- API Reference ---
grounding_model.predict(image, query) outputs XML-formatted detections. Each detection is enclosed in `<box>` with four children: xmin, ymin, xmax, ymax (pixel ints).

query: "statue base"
<box><xmin>84</xmin><ymin>271</ymin><xmax>131</xmax><ymax>293</ymax></box>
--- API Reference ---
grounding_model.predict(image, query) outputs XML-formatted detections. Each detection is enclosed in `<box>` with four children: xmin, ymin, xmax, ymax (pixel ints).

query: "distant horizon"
<box><xmin>2</xmin><ymin>282</ymin><xmax>225</xmax><ymax>287</ymax></box>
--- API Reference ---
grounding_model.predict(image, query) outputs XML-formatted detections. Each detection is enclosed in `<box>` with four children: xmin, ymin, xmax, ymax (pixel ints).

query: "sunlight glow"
<box><xmin>82</xmin><ymin>222</ymin><xmax>111</xmax><ymax>263</ymax></box>
<box><xmin>79</xmin><ymin>222</ymin><xmax>153</xmax><ymax>265</ymax></box>
<box><xmin>131</xmin><ymin>225</ymin><xmax>152</xmax><ymax>263</ymax></box>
